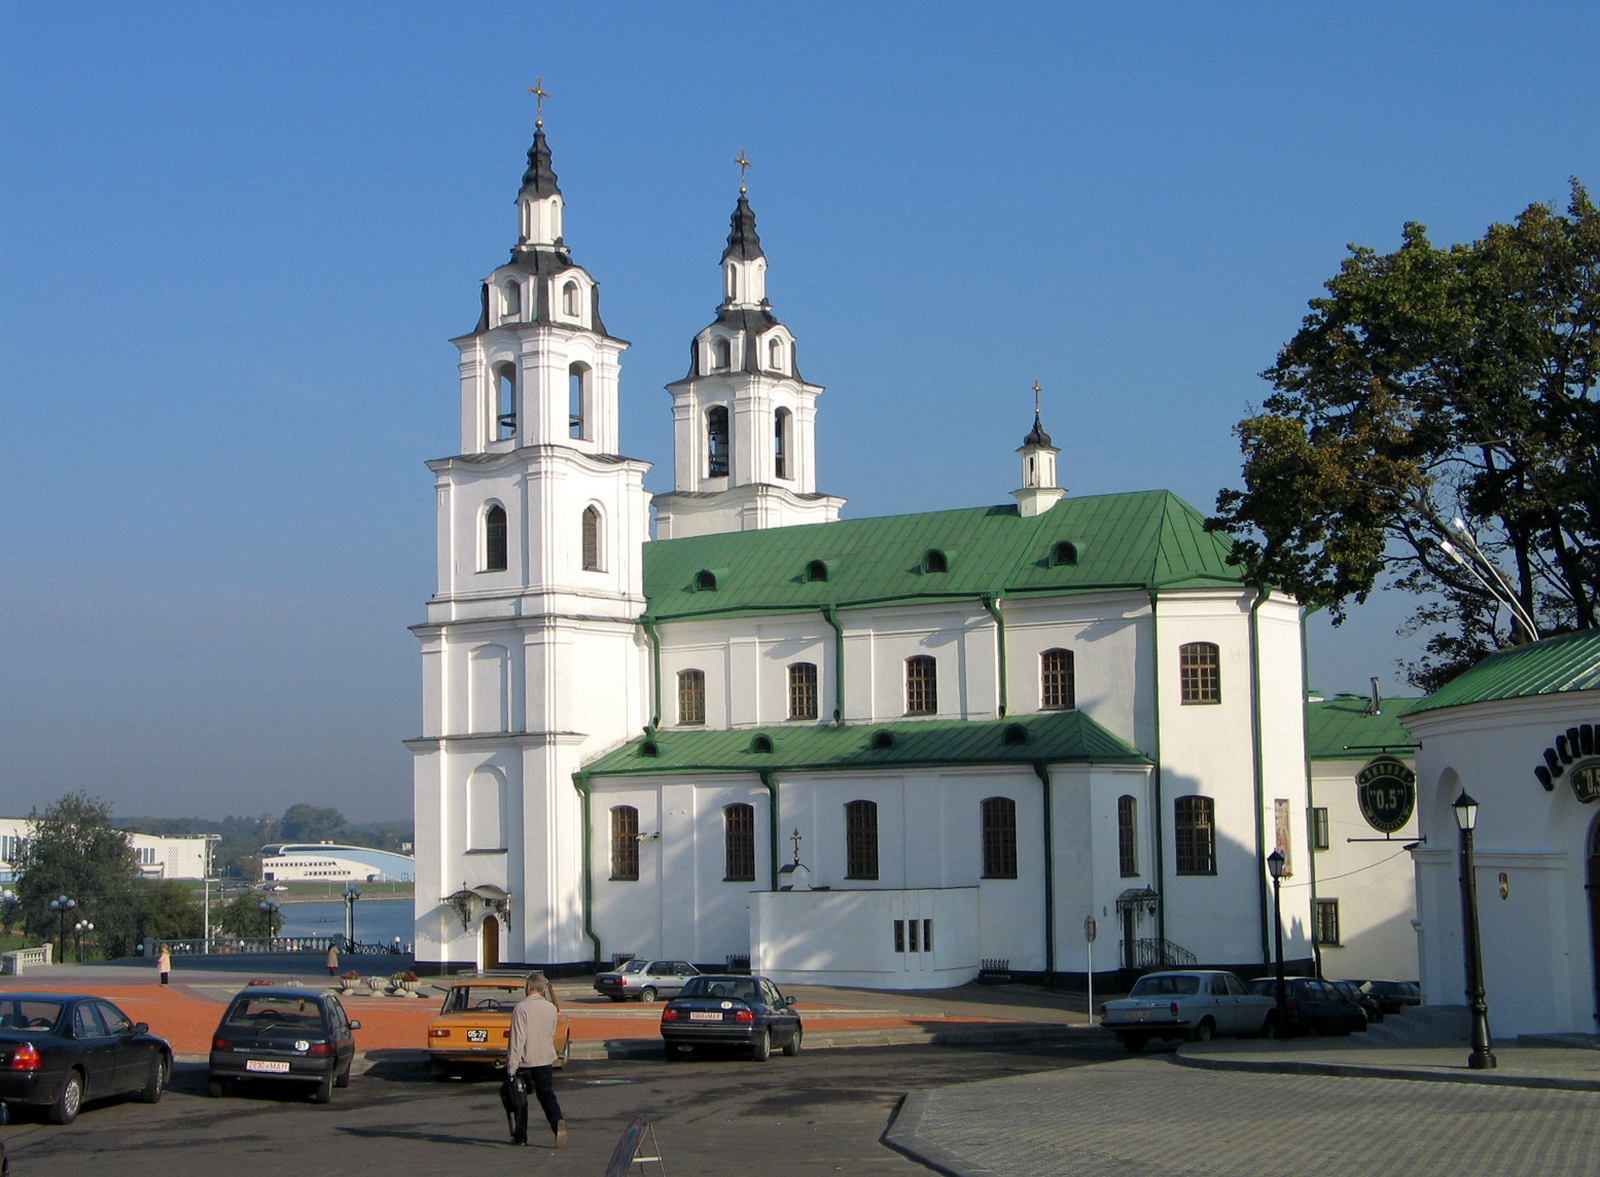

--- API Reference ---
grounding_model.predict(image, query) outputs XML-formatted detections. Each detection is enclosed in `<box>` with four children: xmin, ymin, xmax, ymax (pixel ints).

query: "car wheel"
<box><xmin>1121</xmin><ymin>1034</ymin><xmax>1147</xmax><ymax>1052</ymax></box>
<box><xmin>49</xmin><ymin>1070</ymin><xmax>84</xmax><ymax>1124</ymax></box>
<box><xmin>335</xmin><ymin>1060</ymin><xmax>351</xmax><ymax>1088</ymax></box>
<box><xmin>207</xmin><ymin>1079</ymin><xmax>224</xmax><ymax>1098</ymax></box>
<box><xmin>311</xmin><ymin>1074</ymin><xmax>334</xmax><ymax>1105</ymax></box>
<box><xmin>140</xmin><ymin>1055</ymin><xmax>167</xmax><ymax>1103</ymax></box>
<box><xmin>556</xmin><ymin>1037</ymin><xmax>571</xmax><ymax>1069</ymax></box>
<box><xmin>1190</xmin><ymin>1018</ymin><xmax>1214</xmax><ymax>1044</ymax></box>
<box><xmin>639</xmin><ymin>987</ymin><xmax>657</xmax><ymax>1003</ymax></box>
<box><xmin>429</xmin><ymin>1058</ymin><xmax>450</xmax><ymax>1081</ymax></box>
<box><xmin>751</xmin><ymin>1029</ymin><xmax>771</xmax><ymax>1062</ymax></box>
<box><xmin>609</xmin><ymin>995</ymin><xmax>626</xmax><ymax>1003</ymax></box>
<box><xmin>664</xmin><ymin>1043</ymin><xmax>681</xmax><ymax>1062</ymax></box>
<box><xmin>1263</xmin><ymin>1012</ymin><xmax>1282</xmax><ymax>1039</ymax></box>
<box><xmin>782</xmin><ymin>1028</ymin><xmax>802</xmax><ymax>1057</ymax></box>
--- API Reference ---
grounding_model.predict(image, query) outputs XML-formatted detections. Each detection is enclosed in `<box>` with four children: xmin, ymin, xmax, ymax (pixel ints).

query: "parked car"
<box><xmin>1099</xmin><ymin>971</ymin><xmax>1275</xmax><ymax>1050</ymax></box>
<box><xmin>1329</xmin><ymin>979</ymin><xmax>1383</xmax><ymax>1023</ymax></box>
<box><xmin>1361</xmin><ymin>980</ymin><xmax>1423</xmax><ymax>1017</ymax></box>
<box><xmin>208</xmin><ymin>988</ymin><xmax>359</xmax><ymax>1104</ymax></box>
<box><xmin>594</xmin><ymin>959</ymin><xmax>700</xmax><ymax>1003</ymax></box>
<box><xmin>1</xmin><ymin>1100</ymin><xmax>10</xmax><ymax>1176</ymax></box>
<box><xmin>1244</xmin><ymin>977</ymin><xmax>1368</xmax><ymax>1036</ymax></box>
<box><xmin>427</xmin><ymin>971</ymin><xmax>571</xmax><ymax>1078</ymax></box>
<box><xmin>659</xmin><ymin>974</ymin><xmax>802</xmax><ymax>1061</ymax></box>
<box><xmin>0</xmin><ymin>993</ymin><xmax>171</xmax><ymax>1124</ymax></box>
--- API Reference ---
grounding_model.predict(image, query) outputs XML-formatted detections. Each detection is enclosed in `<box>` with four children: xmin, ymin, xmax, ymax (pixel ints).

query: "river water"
<box><xmin>276</xmin><ymin>898</ymin><xmax>413</xmax><ymax>949</ymax></box>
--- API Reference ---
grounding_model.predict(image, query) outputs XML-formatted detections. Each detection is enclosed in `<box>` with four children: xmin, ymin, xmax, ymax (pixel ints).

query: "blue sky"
<box><xmin>3</xmin><ymin>4</ymin><xmax>1597</xmax><ymax>819</ymax></box>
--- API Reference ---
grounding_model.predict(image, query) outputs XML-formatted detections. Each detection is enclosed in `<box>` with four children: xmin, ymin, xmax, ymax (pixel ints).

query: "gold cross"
<box><xmin>734</xmin><ymin>148</ymin><xmax>752</xmax><ymax>194</ymax></box>
<box><xmin>528</xmin><ymin>77</ymin><xmax>549</xmax><ymax>128</ymax></box>
<box><xmin>790</xmin><ymin>827</ymin><xmax>802</xmax><ymax>866</ymax></box>
<box><xmin>1033</xmin><ymin>380</ymin><xmax>1042</xmax><ymax>416</ymax></box>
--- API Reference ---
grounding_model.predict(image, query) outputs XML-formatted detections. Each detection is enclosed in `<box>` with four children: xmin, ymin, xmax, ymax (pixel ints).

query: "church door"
<box><xmin>480</xmin><ymin>915</ymin><xmax>500</xmax><ymax>971</ymax></box>
<box><xmin>1588</xmin><ymin>820</ymin><xmax>1600</xmax><ymax>1022</ymax></box>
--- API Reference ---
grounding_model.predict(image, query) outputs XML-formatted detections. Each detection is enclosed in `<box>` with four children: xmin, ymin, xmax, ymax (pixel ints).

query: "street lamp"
<box><xmin>341</xmin><ymin>887</ymin><xmax>362</xmax><ymax>951</ymax></box>
<box><xmin>1267</xmin><ymin>850</ymin><xmax>1288</xmax><ymax>1036</ymax></box>
<box><xmin>1453</xmin><ymin>790</ymin><xmax>1497</xmax><ymax>1070</ymax></box>
<box><xmin>48</xmin><ymin>895</ymin><xmax>76</xmax><ymax>962</ymax></box>
<box><xmin>72</xmin><ymin>919</ymin><xmax>94</xmax><ymax>963</ymax></box>
<box><xmin>258</xmin><ymin>899</ymin><xmax>282</xmax><ymax>940</ymax></box>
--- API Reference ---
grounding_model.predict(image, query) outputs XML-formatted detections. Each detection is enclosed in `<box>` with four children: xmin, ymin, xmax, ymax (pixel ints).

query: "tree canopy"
<box><xmin>15</xmin><ymin>791</ymin><xmax>141</xmax><ymax>957</ymax></box>
<box><xmin>1211</xmin><ymin>181</ymin><xmax>1600</xmax><ymax>690</ymax></box>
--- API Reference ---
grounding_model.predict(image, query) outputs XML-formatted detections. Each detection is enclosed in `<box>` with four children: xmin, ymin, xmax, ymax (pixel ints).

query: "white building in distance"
<box><xmin>410</xmin><ymin>126</ymin><xmax>1317</xmax><ymax>988</ymax></box>
<box><xmin>0</xmin><ymin>817</ymin><xmax>210</xmax><ymax>882</ymax></box>
<box><xmin>258</xmin><ymin>842</ymin><xmax>415</xmax><ymax>884</ymax></box>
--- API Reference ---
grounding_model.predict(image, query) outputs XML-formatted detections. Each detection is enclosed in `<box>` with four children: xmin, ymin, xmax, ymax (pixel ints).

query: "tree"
<box><xmin>135</xmin><ymin>879</ymin><xmax>202</xmax><ymax>941</ymax></box>
<box><xmin>15</xmin><ymin>792</ymin><xmax>141</xmax><ymax>958</ymax></box>
<box><xmin>216</xmin><ymin>893</ymin><xmax>281</xmax><ymax>938</ymax></box>
<box><xmin>278</xmin><ymin>804</ymin><xmax>353</xmax><ymax>845</ymax></box>
<box><xmin>1211</xmin><ymin>181</ymin><xmax>1600</xmax><ymax>690</ymax></box>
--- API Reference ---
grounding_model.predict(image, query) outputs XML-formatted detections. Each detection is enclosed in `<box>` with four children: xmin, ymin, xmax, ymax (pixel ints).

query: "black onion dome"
<box><xmin>1023</xmin><ymin>412</ymin><xmax>1053</xmax><ymax>448</ymax></box>
<box><xmin>519</xmin><ymin>129</ymin><xmax>560</xmax><ymax>200</ymax></box>
<box><xmin>721</xmin><ymin>194</ymin><xmax>764</xmax><ymax>263</ymax></box>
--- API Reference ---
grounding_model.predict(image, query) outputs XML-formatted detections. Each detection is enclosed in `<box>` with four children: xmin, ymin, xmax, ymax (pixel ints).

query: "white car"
<box><xmin>1098</xmin><ymin>970</ymin><xmax>1275</xmax><ymax>1050</ymax></box>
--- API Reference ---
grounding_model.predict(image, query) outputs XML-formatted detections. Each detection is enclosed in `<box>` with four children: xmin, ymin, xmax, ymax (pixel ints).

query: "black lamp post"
<box><xmin>1453</xmin><ymin>790</ymin><xmax>1496</xmax><ymax>1070</ymax></box>
<box><xmin>73</xmin><ymin>919</ymin><xmax>94</xmax><ymax>963</ymax></box>
<box><xmin>1267</xmin><ymin>849</ymin><xmax>1288</xmax><ymax>1036</ymax></box>
<box><xmin>48</xmin><ymin>895</ymin><xmax>76</xmax><ymax>962</ymax></box>
<box><xmin>258</xmin><ymin>899</ymin><xmax>282</xmax><ymax>941</ymax></box>
<box><xmin>342</xmin><ymin>886</ymin><xmax>362</xmax><ymax>951</ymax></box>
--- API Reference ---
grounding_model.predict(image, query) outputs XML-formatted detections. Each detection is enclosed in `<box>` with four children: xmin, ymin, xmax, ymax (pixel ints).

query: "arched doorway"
<box><xmin>480</xmin><ymin>915</ymin><xmax>500</xmax><ymax>971</ymax></box>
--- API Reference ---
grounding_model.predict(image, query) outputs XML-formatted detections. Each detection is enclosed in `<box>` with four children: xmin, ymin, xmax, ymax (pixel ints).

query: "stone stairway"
<box><xmin>1350</xmin><ymin>1004</ymin><xmax>1470</xmax><ymax>1047</ymax></box>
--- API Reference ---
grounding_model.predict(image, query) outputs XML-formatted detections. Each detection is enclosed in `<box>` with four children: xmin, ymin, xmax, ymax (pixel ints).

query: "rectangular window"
<box><xmin>1174</xmin><ymin>795</ymin><xmax>1216</xmax><ymax>875</ymax></box>
<box><xmin>1315</xmin><ymin>898</ymin><xmax>1341</xmax><ymax>946</ymax></box>
<box><xmin>981</xmin><ymin>797</ymin><xmax>1018</xmax><ymax>878</ymax></box>
<box><xmin>1179</xmin><ymin>642</ymin><xmax>1221</xmax><ymax>704</ymax></box>
<box><xmin>1312</xmin><ymin>807</ymin><xmax>1330</xmax><ymax>851</ymax></box>
<box><xmin>610</xmin><ymin>806</ymin><xmax>639</xmax><ymax>881</ymax></box>
<box><xmin>845</xmin><ymin>800</ymin><xmax>879</xmax><ymax>880</ymax></box>
<box><xmin>724</xmin><ymin>804</ymin><xmax>756</xmax><ymax>882</ymax></box>
<box><xmin>908</xmin><ymin>919</ymin><xmax>919</xmax><ymax>952</ymax></box>
<box><xmin>1041</xmin><ymin>648</ymin><xmax>1075</xmax><ymax>710</ymax></box>
<box><xmin>788</xmin><ymin>662</ymin><xmax>819</xmax><ymax>720</ymax></box>
<box><xmin>1117</xmin><ymin>795</ymin><xmax>1138</xmax><ymax>877</ymax></box>
<box><xmin>893</xmin><ymin>919</ymin><xmax>904</xmax><ymax>953</ymax></box>
<box><xmin>923</xmin><ymin>919</ymin><xmax>933</xmax><ymax>953</ymax></box>
<box><xmin>677</xmin><ymin>669</ymin><xmax>705</xmax><ymax>726</ymax></box>
<box><xmin>906</xmin><ymin>655</ymin><xmax>937</xmax><ymax>715</ymax></box>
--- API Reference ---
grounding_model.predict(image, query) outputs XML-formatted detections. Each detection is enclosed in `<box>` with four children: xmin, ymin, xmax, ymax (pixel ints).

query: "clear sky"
<box><xmin>3</xmin><ymin>3</ymin><xmax>1598</xmax><ymax>820</ymax></box>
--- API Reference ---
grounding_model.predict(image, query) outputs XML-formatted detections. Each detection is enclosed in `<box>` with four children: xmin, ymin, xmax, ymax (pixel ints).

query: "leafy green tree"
<box><xmin>15</xmin><ymin>792</ymin><xmax>140</xmax><ymax>958</ymax></box>
<box><xmin>216</xmin><ymin>893</ymin><xmax>282</xmax><ymax>938</ymax></box>
<box><xmin>278</xmin><ymin>804</ymin><xmax>353</xmax><ymax>845</ymax></box>
<box><xmin>1211</xmin><ymin>181</ymin><xmax>1600</xmax><ymax>690</ymax></box>
<box><xmin>135</xmin><ymin>879</ymin><xmax>202</xmax><ymax>941</ymax></box>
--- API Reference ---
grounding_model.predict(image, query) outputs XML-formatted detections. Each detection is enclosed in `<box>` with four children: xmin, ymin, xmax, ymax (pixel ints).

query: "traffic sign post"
<box><xmin>1084</xmin><ymin>915</ymin><xmax>1098</xmax><ymax>1025</ymax></box>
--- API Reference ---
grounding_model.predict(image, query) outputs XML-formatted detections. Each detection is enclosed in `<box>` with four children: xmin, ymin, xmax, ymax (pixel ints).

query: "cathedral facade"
<box><xmin>410</xmin><ymin>128</ymin><xmax>1316</xmax><ymax>988</ymax></box>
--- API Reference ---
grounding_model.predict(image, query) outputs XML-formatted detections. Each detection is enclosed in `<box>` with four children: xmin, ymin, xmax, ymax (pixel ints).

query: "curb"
<box><xmin>1173</xmin><ymin>1047</ymin><xmax>1600</xmax><ymax>1093</ymax></box>
<box><xmin>577</xmin><ymin>1022</ymin><xmax>1087</xmax><ymax>1060</ymax></box>
<box><xmin>881</xmin><ymin>1092</ymin><xmax>992</xmax><ymax>1177</ymax></box>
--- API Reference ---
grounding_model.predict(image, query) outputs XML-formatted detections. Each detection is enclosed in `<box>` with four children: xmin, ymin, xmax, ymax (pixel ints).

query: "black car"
<box><xmin>1245</xmin><ymin>977</ymin><xmax>1368</xmax><ymax>1036</ymax></box>
<box><xmin>659</xmin><ymin>974</ymin><xmax>802</xmax><ymax>1061</ymax></box>
<box><xmin>1361</xmin><ymin>980</ymin><xmax>1423</xmax><ymax>1017</ymax></box>
<box><xmin>208</xmin><ymin>988</ymin><xmax>360</xmax><ymax>1104</ymax></box>
<box><xmin>0</xmin><ymin>993</ymin><xmax>171</xmax><ymax>1124</ymax></box>
<box><xmin>1329</xmin><ymin>979</ymin><xmax>1383</xmax><ymax>1023</ymax></box>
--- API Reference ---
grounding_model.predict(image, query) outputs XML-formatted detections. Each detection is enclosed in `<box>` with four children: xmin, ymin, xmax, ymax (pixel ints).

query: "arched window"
<box><xmin>768</xmin><ymin>338</ymin><xmax>783</xmax><ymax>370</ymax></box>
<box><xmin>805</xmin><ymin>559</ymin><xmax>828</xmax><ymax>582</ymax></box>
<box><xmin>569</xmin><ymin>363</ymin><xmax>589</xmax><ymax>440</ymax></box>
<box><xmin>725</xmin><ymin>266</ymin><xmax>738</xmax><ymax>302</ymax></box>
<box><xmin>981</xmin><ymin>797</ymin><xmax>1017</xmax><ymax>879</ymax></box>
<box><xmin>677</xmin><ymin>669</ymin><xmax>705</xmax><ymax>726</ymax></box>
<box><xmin>1179</xmin><ymin>642</ymin><xmax>1221</xmax><ymax>704</ymax></box>
<box><xmin>707</xmin><ymin>406</ymin><xmax>730</xmax><ymax>477</ymax></box>
<box><xmin>905</xmin><ymin>655</ymin><xmax>937</xmax><ymax>715</ymax></box>
<box><xmin>581</xmin><ymin>506</ymin><xmax>601</xmax><ymax>571</ymax></box>
<box><xmin>695</xmin><ymin>569</ymin><xmax>718</xmax><ymax>592</ymax></box>
<box><xmin>483</xmin><ymin>504</ymin><xmax>508</xmax><ymax>572</ymax></box>
<box><xmin>610</xmin><ymin>806</ymin><xmax>639</xmax><ymax>881</ymax></box>
<box><xmin>774</xmin><ymin>408</ymin><xmax>791</xmax><ymax>479</ymax></box>
<box><xmin>713</xmin><ymin>338</ymin><xmax>732</xmax><ymax>370</ymax></box>
<box><xmin>502</xmin><ymin>281</ymin><xmax>521</xmax><ymax>319</ymax></box>
<box><xmin>923</xmin><ymin>549</ymin><xmax>948</xmax><ymax>574</ymax></box>
<box><xmin>845</xmin><ymin>800</ymin><xmax>878</xmax><ymax>880</ymax></box>
<box><xmin>1041</xmin><ymin>648</ymin><xmax>1075</xmax><ymax>710</ymax></box>
<box><xmin>724</xmin><ymin>803</ymin><xmax>756</xmax><ymax>882</ymax></box>
<box><xmin>788</xmin><ymin>662</ymin><xmax>818</xmax><ymax>720</ymax></box>
<box><xmin>562</xmin><ymin>280</ymin><xmax>580</xmax><ymax>317</ymax></box>
<box><xmin>1051</xmin><ymin>541</ymin><xmax>1078</xmax><ymax>567</ymax></box>
<box><xmin>493</xmin><ymin>362</ymin><xmax>517</xmax><ymax>440</ymax></box>
<box><xmin>1118</xmin><ymin>795</ymin><xmax>1138</xmax><ymax>877</ymax></box>
<box><xmin>1174</xmin><ymin>795</ymin><xmax>1216</xmax><ymax>875</ymax></box>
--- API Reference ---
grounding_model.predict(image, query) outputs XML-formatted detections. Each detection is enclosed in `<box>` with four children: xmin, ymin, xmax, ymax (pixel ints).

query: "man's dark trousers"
<box><xmin>512</xmin><ymin>1066</ymin><xmax>562</xmax><ymax>1143</ymax></box>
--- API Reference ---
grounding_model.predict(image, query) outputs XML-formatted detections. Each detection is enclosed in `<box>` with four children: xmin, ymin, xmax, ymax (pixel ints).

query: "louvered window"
<box><xmin>581</xmin><ymin>506</ymin><xmax>601</xmax><ymax>571</ymax></box>
<box><xmin>484</xmin><ymin>505</ymin><xmax>508</xmax><ymax>572</ymax></box>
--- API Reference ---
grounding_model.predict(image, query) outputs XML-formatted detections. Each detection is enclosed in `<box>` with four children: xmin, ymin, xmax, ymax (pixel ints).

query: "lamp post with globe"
<box><xmin>48</xmin><ymin>895</ymin><xmax>76</xmax><ymax>962</ymax></box>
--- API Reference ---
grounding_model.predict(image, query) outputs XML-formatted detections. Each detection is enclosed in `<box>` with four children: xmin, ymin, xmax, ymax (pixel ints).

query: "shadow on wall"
<box><xmin>1317</xmin><ymin>907</ymin><xmax>1420</xmax><ymax>983</ymax></box>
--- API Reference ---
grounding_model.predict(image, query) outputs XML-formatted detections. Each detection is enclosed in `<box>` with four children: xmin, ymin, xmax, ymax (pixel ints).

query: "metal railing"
<box><xmin>143</xmin><ymin>936</ymin><xmax>396</xmax><ymax>956</ymax></box>
<box><xmin>1125</xmin><ymin>938</ymin><xmax>1198</xmax><ymax>969</ymax></box>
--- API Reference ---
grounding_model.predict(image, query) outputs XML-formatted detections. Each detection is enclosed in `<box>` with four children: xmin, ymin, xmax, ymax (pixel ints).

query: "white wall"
<box><xmin>751</xmin><ymin>887</ymin><xmax>979</xmax><ymax>989</ymax></box>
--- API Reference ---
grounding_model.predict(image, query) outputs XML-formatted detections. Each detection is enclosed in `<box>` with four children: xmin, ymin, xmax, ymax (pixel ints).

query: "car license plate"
<box><xmin>467</xmin><ymin>1029</ymin><xmax>489</xmax><ymax>1043</ymax></box>
<box><xmin>1129</xmin><ymin>1009</ymin><xmax>1151</xmax><ymax>1020</ymax></box>
<box><xmin>246</xmin><ymin>1060</ymin><xmax>291</xmax><ymax>1073</ymax></box>
<box><xmin>689</xmin><ymin>1011</ymin><xmax>723</xmax><ymax>1022</ymax></box>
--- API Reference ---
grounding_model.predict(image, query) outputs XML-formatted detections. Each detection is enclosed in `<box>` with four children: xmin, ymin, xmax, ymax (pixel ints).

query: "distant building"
<box><xmin>259</xmin><ymin>843</ymin><xmax>415</xmax><ymax>884</ymax></box>
<box><xmin>0</xmin><ymin>817</ymin><xmax>211</xmax><ymax>882</ymax></box>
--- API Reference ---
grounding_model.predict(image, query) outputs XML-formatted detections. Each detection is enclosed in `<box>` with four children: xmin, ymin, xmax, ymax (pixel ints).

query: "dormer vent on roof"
<box><xmin>1051</xmin><ymin>541</ymin><xmax>1079</xmax><ymax>567</ymax></box>
<box><xmin>805</xmin><ymin>559</ymin><xmax>829</xmax><ymax>583</ymax></box>
<box><xmin>922</xmin><ymin>549</ymin><xmax>949</xmax><ymax>574</ymax></box>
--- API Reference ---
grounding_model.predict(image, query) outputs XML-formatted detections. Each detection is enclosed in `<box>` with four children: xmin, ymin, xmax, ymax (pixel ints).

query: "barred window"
<box><xmin>774</xmin><ymin>408</ymin><xmax>791</xmax><ymax>479</ymax></box>
<box><xmin>845</xmin><ymin>800</ymin><xmax>878</xmax><ymax>880</ymax></box>
<box><xmin>1117</xmin><ymin>795</ymin><xmax>1138</xmax><ymax>877</ymax></box>
<box><xmin>1041</xmin><ymin>648</ymin><xmax>1075</xmax><ymax>710</ymax></box>
<box><xmin>581</xmin><ymin>506</ymin><xmax>601</xmax><ymax>571</ymax></box>
<box><xmin>1174</xmin><ymin>795</ymin><xmax>1216</xmax><ymax>875</ymax></box>
<box><xmin>1314</xmin><ymin>898</ymin><xmax>1341</xmax><ymax>945</ymax></box>
<box><xmin>905</xmin><ymin>655</ymin><xmax>937</xmax><ymax>715</ymax></box>
<box><xmin>484</xmin><ymin>505</ymin><xmax>508</xmax><ymax>572</ymax></box>
<box><xmin>610</xmin><ymin>806</ymin><xmax>639</xmax><ymax>881</ymax></box>
<box><xmin>677</xmin><ymin>669</ymin><xmax>705</xmax><ymax>726</ymax></box>
<box><xmin>788</xmin><ymin>662</ymin><xmax>818</xmax><ymax>720</ymax></box>
<box><xmin>981</xmin><ymin>796</ymin><xmax>1017</xmax><ymax>879</ymax></box>
<box><xmin>1312</xmin><ymin>807</ymin><xmax>1330</xmax><ymax>851</ymax></box>
<box><xmin>1179</xmin><ymin>642</ymin><xmax>1220</xmax><ymax>704</ymax></box>
<box><xmin>724</xmin><ymin>803</ymin><xmax>755</xmax><ymax>882</ymax></box>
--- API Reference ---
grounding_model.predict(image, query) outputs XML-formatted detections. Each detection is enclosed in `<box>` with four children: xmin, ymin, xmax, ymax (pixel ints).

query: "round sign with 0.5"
<box><xmin>1356</xmin><ymin>755</ymin><xmax>1416</xmax><ymax>834</ymax></box>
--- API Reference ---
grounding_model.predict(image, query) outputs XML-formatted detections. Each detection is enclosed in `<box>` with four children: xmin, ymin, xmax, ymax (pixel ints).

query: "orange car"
<box><xmin>426</xmin><ymin>971</ymin><xmax>571</xmax><ymax>1077</ymax></box>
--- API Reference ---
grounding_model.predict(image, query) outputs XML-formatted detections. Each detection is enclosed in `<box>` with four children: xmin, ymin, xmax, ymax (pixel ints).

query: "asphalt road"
<box><xmin>0</xmin><ymin>1038</ymin><xmax>1126</xmax><ymax>1176</ymax></box>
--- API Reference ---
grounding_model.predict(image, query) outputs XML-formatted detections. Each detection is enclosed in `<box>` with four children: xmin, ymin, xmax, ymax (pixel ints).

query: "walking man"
<box><xmin>505</xmin><ymin>977</ymin><xmax>566</xmax><ymax>1148</ymax></box>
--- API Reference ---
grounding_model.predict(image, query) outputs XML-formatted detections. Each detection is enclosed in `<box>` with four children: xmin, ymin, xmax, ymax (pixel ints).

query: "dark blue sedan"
<box><xmin>659</xmin><ymin>974</ymin><xmax>802</xmax><ymax>1061</ymax></box>
<box><xmin>0</xmin><ymin>993</ymin><xmax>171</xmax><ymax>1124</ymax></box>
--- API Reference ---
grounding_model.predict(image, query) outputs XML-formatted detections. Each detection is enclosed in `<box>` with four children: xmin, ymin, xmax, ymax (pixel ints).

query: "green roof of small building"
<box><xmin>581</xmin><ymin>709</ymin><xmax>1150</xmax><ymax>778</ymax></box>
<box><xmin>1410</xmin><ymin>629</ymin><xmax>1600</xmax><ymax>715</ymax></box>
<box><xmin>643</xmin><ymin>490</ymin><xmax>1243</xmax><ymax>622</ymax></box>
<box><xmin>1305</xmin><ymin>694</ymin><xmax>1422</xmax><ymax>759</ymax></box>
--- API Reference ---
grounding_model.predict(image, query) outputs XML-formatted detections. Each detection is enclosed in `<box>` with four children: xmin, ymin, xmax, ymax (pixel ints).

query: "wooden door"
<box><xmin>481</xmin><ymin>915</ymin><xmax>500</xmax><ymax>971</ymax></box>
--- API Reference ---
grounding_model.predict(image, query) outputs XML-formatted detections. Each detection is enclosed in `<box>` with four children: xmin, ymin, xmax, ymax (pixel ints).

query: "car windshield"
<box><xmin>679</xmin><ymin>977</ymin><xmax>759</xmax><ymax>1003</ymax></box>
<box><xmin>0</xmin><ymin>999</ymin><xmax>64</xmax><ymax>1032</ymax></box>
<box><xmin>619</xmin><ymin>960</ymin><xmax>648</xmax><ymax>974</ymax></box>
<box><xmin>444</xmin><ymin>986</ymin><xmax>524</xmax><ymax>1014</ymax></box>
<box><xmin>224</xmin><ymin>996</ymin><xmax>324</xmax><ymax>1033</ymax></box>
<box><xmin>1129</xmin><ymin>975</ymin><xmax>1201</xmax><ymax>997</ymax></box>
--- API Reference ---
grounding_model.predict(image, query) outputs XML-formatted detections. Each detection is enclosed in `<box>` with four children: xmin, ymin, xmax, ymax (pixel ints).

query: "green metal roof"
<box><xmin>581</xmin><ymin>709</ymin><xmax>1150</xmax><ymax>778</ymax></box>
<box><xmin>1305</xmin><ymin>694</ymin><xmax>1422</xmax><ymax>759</ymax></box>
<box><xmin>643</xmin><ymin>491</ymin><xmax>1243</xmax><ymax>622</ymax></box>
<box><xmin>1411</xmin><ymin>629</ymin><xmax>1600</xmax><ymax>715</ymax></box>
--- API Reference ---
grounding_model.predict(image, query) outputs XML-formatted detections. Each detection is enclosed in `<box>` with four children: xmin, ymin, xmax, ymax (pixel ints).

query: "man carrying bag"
<box><xmin>503</xmin><ymin>977</ymin><xmax>567</xmax><ymax>1147</ymax></box>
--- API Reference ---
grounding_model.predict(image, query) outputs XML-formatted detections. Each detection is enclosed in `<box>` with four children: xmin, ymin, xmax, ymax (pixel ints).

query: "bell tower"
<box><xmin>1012</xmin><ymin>383</ymin><xmax>1065</xmax><ymax>517</ymax></box>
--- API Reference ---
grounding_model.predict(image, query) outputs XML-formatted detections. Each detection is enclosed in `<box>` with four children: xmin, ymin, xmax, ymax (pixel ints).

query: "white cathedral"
<box><xmin>410</xmin><ymin>126</ymin><xmax>1316</xmax><ymax>988</ymax></box>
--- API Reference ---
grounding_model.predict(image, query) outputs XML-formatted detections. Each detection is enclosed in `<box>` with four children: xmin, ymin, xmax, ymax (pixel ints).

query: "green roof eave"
<box><xmin>580</xmin><ymin>709</ymin><xmax>1151</xmax><ymax>779</ymax></box>
<box><xmin>1305</xmin><ymin>695</ymin><xmax>1423</xmax><ymax>759</ymax></box>
<box><xmin>1411</xmin><ymin>629</ymin><xmax>1600</xmax><ymax>715</ymax></box>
